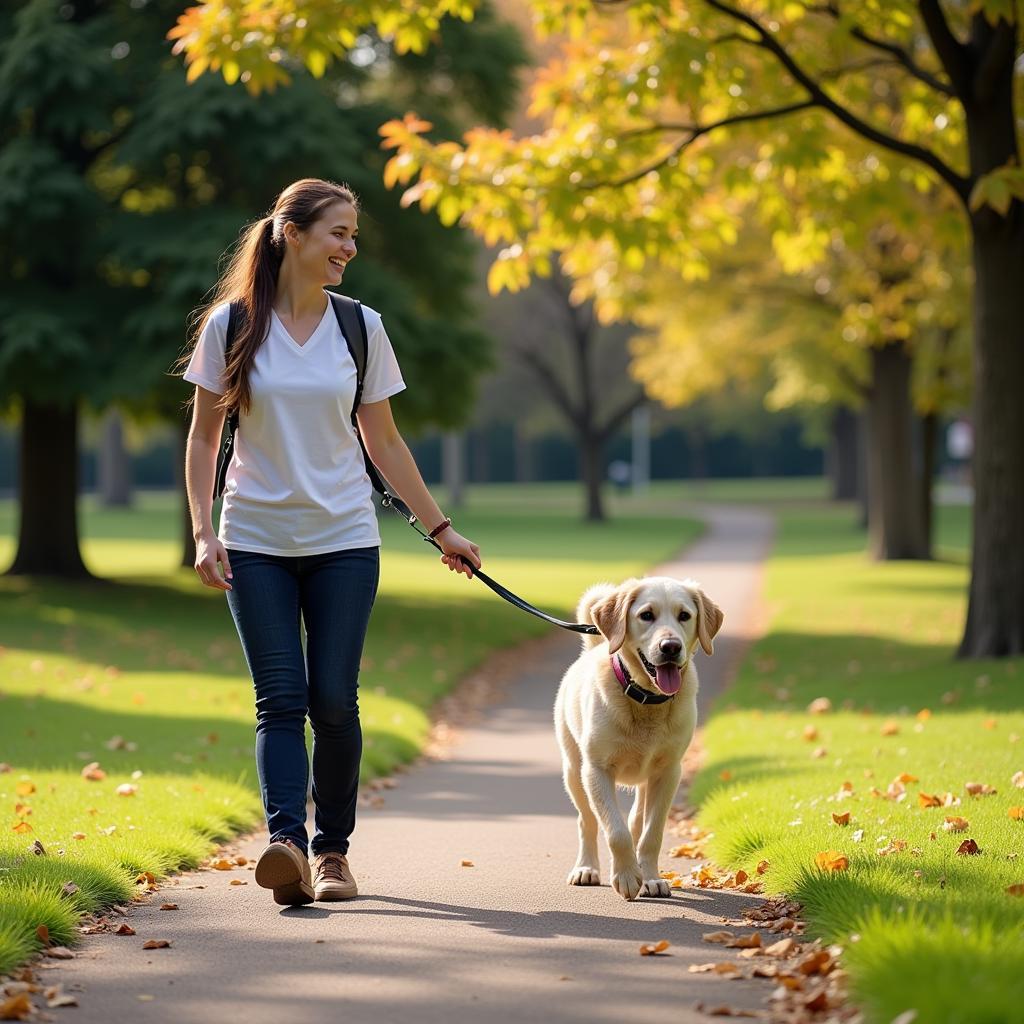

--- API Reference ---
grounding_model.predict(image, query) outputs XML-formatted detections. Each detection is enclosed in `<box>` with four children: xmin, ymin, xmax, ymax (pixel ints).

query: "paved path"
<box><xmin>49</xmin><ymin>505</ymin><xmax>774</xmax><ymax>1023</ymax></box>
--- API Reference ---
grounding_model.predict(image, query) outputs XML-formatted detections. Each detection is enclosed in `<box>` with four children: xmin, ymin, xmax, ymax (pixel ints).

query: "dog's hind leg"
<box><xmin>562</xmin><ymin>745</ymin><xmax>601</xmax><ymax>886</ymax></box>
<box><xmin>637</xmin><ymin>763</ymin><xmax>682</xmax><ymax>897</ymax></box>
<box><xmin>628</xmin><ymin>784</ymin><xmax>646</xmax><ymax>848</ymax></box>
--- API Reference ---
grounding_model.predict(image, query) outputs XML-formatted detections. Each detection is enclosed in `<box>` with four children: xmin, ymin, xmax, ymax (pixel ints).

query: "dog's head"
<box><xmin>590</xmin><ymin>576</ymin><xmax>723</xmax><ymax>696</ymax></box>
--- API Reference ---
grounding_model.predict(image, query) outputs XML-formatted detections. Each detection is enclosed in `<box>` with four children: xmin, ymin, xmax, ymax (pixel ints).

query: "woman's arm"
<box><xmin>357</xmin><ymin>398</ymin><xmax>481</xmax><ymax>578</ymax></box>
<box><xmin>185</xmin><ymin>386</ymin><xmax>233</xmax><ymax>590</ymax></box>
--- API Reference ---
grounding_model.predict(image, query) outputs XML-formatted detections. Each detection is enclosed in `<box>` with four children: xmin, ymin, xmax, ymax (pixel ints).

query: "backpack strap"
<box><xmin>327</xmin><ymin>293</ymin><xmax>415</xmax><ymax>521</ymax></box>
<box><xmin>212</xmin><ymin>301</ymin><xmax>243</xmax><ymax>502</ymax></box>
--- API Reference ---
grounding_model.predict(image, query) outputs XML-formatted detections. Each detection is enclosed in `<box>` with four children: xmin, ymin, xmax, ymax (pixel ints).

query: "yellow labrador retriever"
<box><xmin>554</xmin><ymin>576</ymin><xmax>723</xmax><ymax>900</ymax></box>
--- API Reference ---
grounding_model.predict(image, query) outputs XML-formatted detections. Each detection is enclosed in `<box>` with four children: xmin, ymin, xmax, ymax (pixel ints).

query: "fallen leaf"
<box><xmin>1006</xmin><ymin>883</ymin><xmax>1024</xmax><ymax>897</ymax></box>
<box><xmin>1012</xmin><ymin>770</ymin><xmax>1024</xmax><ymax>789</ymax></box>
<box><xmin>756</xmin><ymin>860</ymin><xmax>769</xmax><ymax>875</ymax></box>
<box><xmin>60</xmin><ymin>882</ymin><xmax>79</xmax><ymax>898</ymax></box>
<box><xmin>812</xmin><ymin>746</ymin><xmax>828</xmax><ymax>759</ymax></box>
<box><xmin>688</xmin><ymin>962</ymin><xmax>741</xmax><ymax>975</ymax></box>
<box><xmin>880</xmin><ymin>721</ymin><xmax>900</xmax><ymax>736</ymax></box>
<box><xmin>45</xmin><ymin>946</ymin><xmax>74</xmax><ymax>959</ymax></box>
<box><xmin>35</xmin><ymin>924</ymin><xmax>50</xmax><ymax>945</ymax></box>
<box><xmin>14</xmin><ymin>781</ymin><xmax>35</xmax><ymax>797</ymax></box>
<box><xmin>719</xmin><ymin>769</ymin><xmax>733</xmax><ymax>781</ymax></box>
<box><xmin>918</xmin><ymin>792</ymin><xmax>942</xmax><ymax>808</ymax></box>
<box><xmin>639</xmin><ymin>939</ymin><xmax>670</xmax><ymax>955</ymax></box>
<box><xmin>460</xmin><ymin>859</ymin><xmax>474</xmax><ymax>867</ymax></box>
<box><xmin>703</xmin><ymin>931</ymin><xmax>735</xmax><ymax>945</ymax></box>
<box><xmin>807</xmin><ymin>697</ymin><xmax>832</xmax><ymax>715</ymax></box>
<box><xmin>878</xmin><ymin>839</ymin><xmax>908</xmax><ymax>856</ymax></box>
<box><xmin>159</xmin><ymin>903</ymin><xmax>178</xmax><ymax>911</ymax></box>
<box><xmin>802</xmin><ymin>725</ymin><xmax>819</xmax><ymax>741</ymax></box>
<box><xmin>764</xmin><ymin>938</ymin><xmax>797</xmax><ymax>957</ymax></box>
<box><xmin>71</xmin><ymin>831</ymin><xmax>86</xmax><ymax>840</ymax></box>
<box><xmin>797</xmin><ymin>950</ymin><xmax>833</xmax><ymax>975</ymax></box>
<box><xmin>943</xmin><ymin>816</ymin><xmax>970</xmax><ymax>832</ymax></box>
<box><xmin>234</xmin><ymin>856</ymin><xmax>248</xmax><ymax>866</ymax></box>
<box><xmin>229</xmin><ymin>879</ymin><xmax>246</xmax><ymax>886</ymax></box>
<box><xmin>11</xmin><ymin>821</ymin><xmax>32</xmax><ymax>834</ymax></box>
<box><xmin>1009</xmin><ymin>807</ymin><xmax>1024</xmax><ymax>821</ymax></box>
<box><xmin>728</xmin><ymin>933</ymin><xmax>762</xmax><ymax>949</ymax></box>
<box><xmin>916</xmin><ymin>709</ymin><xmax>932</xmax><ymax>721</ymax></box>
<box><xmin>115</xmin><ymin>923</ymin><xmax>136</xmax><ymax>936</ymax></box>
<box><xmin>956</xmin><ymin>839</ymin><xmax>981</xmax><ymax>856</ymax></box>
<box><xmin>699</xmin><ymin>1006</ymin><xmax>760</xmax><ymax>1018</ymax></box>
<box><xmin>965</xmin><ymin>782</ymin><xmax>997</xmax><ymax>797</ymax></box>
<box><xmin>814</xmin><ymin>850</ymin><xmax>848</xmax><ymax>872</ymax></box>
<box><xmin>115</xmin><ymin>783</ymin><xmax>138</xmax><ymax>797</ymax></box>
<box><xmin>983</xmin><ymin>718</ymin><xmax>998</xmax><ymax>730</ymax></box>
<box><xmin>44</xmin><ymin>986</ymin><xmax>78</xmax><ymax>1009</ymax></box>
<box><xmin>80</xmin><ymin>762</ymin><xmax>106</xmax><ymax>781</ymax></box>
<box><xmin>831</xmin><ymin>812</ymin><xmax>850</xmax><ymax>826</ymax></box>
<box><xmin>141</xmin><ymin>939</ymin><xmax>171</xmax><ymax>949</ymax></box>
<box><xmin>896</xmin><ymin>773</ymin><xmax>919</xmax><ymax>784</ymax></box>
<box><xmin>0</xmin><ymin>993</ymin><xmax>33</xmax><ymax>1021</ymax></box>
<box><xmin>805</xmin><ymin>990</ymin><xmax>830</xmax><ymax>1012</ymax></box>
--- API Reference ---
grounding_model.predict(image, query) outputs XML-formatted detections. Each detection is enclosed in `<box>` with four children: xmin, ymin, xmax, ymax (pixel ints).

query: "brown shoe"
<box><xmin>313</xmin><ymin>852</ymin><xmax>358</xmax><ymax>901</ymax></box>
<box><xmin>254</xmin><ymin>840</ymin><xmax>315</xmax><ymax>906</ymax></box>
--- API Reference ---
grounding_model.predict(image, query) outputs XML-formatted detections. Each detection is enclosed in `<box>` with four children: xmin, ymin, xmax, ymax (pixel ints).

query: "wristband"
<box><xmin>428</xmin><ymin>517</ymin><xmax>452</xmax><ymax>540</ymax></box>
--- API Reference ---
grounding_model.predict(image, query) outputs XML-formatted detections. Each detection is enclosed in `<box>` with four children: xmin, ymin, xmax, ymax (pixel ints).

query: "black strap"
<box><xmin>212</xmin><ymin>300</ymin><xmax>242</xmax><ymax>502</ymax></box>
<box><xmin>214</xmin><ymin>293</ymin><xmax>598</xmax><ymax>636</ymax></box>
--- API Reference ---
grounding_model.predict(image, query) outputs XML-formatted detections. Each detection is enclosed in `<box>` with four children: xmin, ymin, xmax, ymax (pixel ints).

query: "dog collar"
<box><xmin>611</xmin><ymin>655</ymin><xmax>675</xmax><ymax>705</ymax></box>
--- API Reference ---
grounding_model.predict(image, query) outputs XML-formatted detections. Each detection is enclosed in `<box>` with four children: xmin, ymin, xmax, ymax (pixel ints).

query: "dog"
<box><xmin>553</xmin><ymin>576</ymin><xmax>723</xmax><ymax>900</ymax></box>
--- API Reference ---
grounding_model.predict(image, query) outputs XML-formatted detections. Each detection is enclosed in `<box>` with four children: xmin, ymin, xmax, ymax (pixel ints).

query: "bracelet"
<box><xmin>427</xmin><ymin>517</ymin><xmax>452</xmax><ymax>540</ymax></box>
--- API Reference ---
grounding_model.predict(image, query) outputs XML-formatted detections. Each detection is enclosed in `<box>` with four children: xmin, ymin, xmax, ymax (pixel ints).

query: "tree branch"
<box><xmin>702</xmin><ymin>0</ymin><xmax>970</xmax><ymax>202</ymax></box>
<box><xmin>581</xmin><ymin>100</ymin><xmax>817</xmax><ymax>190</ymax></box>
<box><xmin>918</xmin><ymin>0</ymin><xmax>971</xmax><ymax>97</ymax></box>
<box><xmin>598</xmin><ymin>390</ymin><xmax>647</xmax><ymax>444</ymax></box>
<box><xmin>514</xmin><ymin>344</ymin><xmax>583</xmax><ymax>431</ymax></box>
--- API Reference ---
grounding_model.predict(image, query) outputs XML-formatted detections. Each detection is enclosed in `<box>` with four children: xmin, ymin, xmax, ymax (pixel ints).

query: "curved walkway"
<box><xmin>49</xmin><ymin>504</ymin><xmax>774</xmax><ymax>1023</ymax></box>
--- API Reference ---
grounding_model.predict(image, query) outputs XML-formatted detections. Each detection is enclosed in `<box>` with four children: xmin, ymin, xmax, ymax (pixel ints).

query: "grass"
<box><xmin>0</xmin><ymin>484</ymin><xmax>702</xmax><ymax>974</ymax></box>
<box><xmin>691</xmin><ymin>502</ymin><xmax>1024</xmax><ymax>1024</ymax></box>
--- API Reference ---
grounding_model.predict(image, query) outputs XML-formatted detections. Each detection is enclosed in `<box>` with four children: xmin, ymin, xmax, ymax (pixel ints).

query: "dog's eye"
<box><xmin>638</xmin><ymin>610</ymin><xmax>655</xmax><ymax>622</ymax></box>
<box><xmin>678</xmin><ymin>611</ymin><xmax>692</xmax><ymax>622</ymax></box>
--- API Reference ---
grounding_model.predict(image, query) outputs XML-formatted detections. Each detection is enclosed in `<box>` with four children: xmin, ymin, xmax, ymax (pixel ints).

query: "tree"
<box><xmin>174</xmin><ymin>0</ymin><xmax>1024</xmax><ymax>656</ymax></box>
<box><xmin>0</xmin><ymin>0</ymin><xmax>526</xmax><ymax>576</ymax></box>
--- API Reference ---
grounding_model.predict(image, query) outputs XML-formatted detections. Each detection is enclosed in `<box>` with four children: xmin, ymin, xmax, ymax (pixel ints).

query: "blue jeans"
<box><xmin>225</xmin><ymin>546</ymin><xmax>380</xmax><ymax>857</ymax></box>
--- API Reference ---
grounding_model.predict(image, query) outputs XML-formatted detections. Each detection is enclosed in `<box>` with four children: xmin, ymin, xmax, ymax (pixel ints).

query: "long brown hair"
<box><xmin>182</xmin><ymin>178</ymin><xmax>358</xmax><ymax>414</ymax></box>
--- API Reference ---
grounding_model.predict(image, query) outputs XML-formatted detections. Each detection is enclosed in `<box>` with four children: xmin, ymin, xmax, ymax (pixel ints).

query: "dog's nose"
<box><xmin>659</xmin><ymin>637</ymin><xmax>682</xmax><ymax>658</ymax></box>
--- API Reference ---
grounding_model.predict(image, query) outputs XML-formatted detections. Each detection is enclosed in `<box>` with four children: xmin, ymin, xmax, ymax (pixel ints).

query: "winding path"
<box><xmin>49</xmin><ymin>504</ymin><xmax>774</xmax><ymax>1023</ymax></box>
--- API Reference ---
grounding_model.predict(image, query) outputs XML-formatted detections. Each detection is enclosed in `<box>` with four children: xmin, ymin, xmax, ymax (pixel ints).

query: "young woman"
<box><xmin>182</xmin><ymin>178</ymin><xmax>481</xmax><ymax>907</ymax></box>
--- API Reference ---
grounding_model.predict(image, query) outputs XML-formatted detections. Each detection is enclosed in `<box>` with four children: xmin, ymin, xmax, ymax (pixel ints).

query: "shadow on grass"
<box><xmin>706</xmin><ymin>629</ymin><xmax>1020</xmax><ymax>717</ymax></box>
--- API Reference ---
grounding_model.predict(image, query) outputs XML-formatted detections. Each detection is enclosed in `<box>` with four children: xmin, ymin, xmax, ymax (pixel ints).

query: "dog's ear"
<box><xmin>692</xmin><ymin>587</ymin><xmax>724</xmax><ymax>656</ymax></box>
<box><xmin>590</xmin><ymin>581</ymin><xmax>641</xmax><ymax>655</ymax></box>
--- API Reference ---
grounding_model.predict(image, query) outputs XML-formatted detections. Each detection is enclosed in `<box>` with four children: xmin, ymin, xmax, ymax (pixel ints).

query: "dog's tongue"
<box><xmin>655</xmin><ymin>663</ymin><xmax>682</xmax><ymax>695</ymax></box>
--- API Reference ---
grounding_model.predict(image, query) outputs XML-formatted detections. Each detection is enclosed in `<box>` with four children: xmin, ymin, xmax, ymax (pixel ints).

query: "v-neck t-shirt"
<box><xmin>183</xmin><ymin>298</ymin><xmax>406</xmax><ymax>556</ymax></box>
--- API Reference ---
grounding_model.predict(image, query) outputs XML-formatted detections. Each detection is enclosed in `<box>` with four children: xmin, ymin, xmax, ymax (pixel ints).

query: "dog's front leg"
<box><xmin>637</xmin><ymin>762</ymin><xmax>682</xmax><ymax>897</ymax></box>
<box><xmin>582</xmin><ymin>761</ymin><xmax>643</xmax><ymax>900</ymax></box>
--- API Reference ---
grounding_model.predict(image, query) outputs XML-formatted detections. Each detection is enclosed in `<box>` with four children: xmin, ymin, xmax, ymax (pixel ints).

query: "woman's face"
<box><xmin>288</xmin><ymin>199</ymin><xmax>358</xmax><ymax>287</ymax></box>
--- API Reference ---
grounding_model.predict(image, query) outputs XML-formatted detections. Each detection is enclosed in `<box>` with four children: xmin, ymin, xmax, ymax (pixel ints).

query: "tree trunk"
<box><xmin>958</xmin><ymin>210</ymin><xmax>1024</xmax><ymax>656</ymax></box>
<box><xmin>7</xmin><ymin>399</ymin><xmax>91</xmax><ymax>578</ymax></box>
<box><xmin>865</xmin><ymin>342</ymin><xmax>929</xmax><ymax>560</ymax></box>
<box><xmin>580</xmin><ymin>436</ymin><xmax>606</xmax><ymax>522</ymax></box>
<box><xmin>99</xmin><ymin>408</ymin><xmax>132</xmax><ymax>507</ymax></box>
<box><xmin>828</xmin><ymin>405</ymin><xmax>860</xmax><ymax>501</ymax></box>
<box><xmin>176</xmin><ymin>409</ymin><xmax>196</xmax><ymax>570</ymax></box>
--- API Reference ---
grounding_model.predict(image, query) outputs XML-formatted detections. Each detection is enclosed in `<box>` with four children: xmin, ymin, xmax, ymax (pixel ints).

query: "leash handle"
<box><xmin>378</xmin><ymin>492</ymin><xmax>600</xmax><ymax>636</ymax></box>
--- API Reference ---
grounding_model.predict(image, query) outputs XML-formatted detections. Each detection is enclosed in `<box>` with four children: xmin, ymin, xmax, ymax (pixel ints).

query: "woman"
<box><xmin>182</xmin><ymin>178</ymin><xmax>481</xmax><ymax>907</ymax></box>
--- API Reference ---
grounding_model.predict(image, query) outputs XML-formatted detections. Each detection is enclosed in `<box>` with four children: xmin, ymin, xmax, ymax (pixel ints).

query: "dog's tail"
<box><xmin>577</xmin><ymin>583</ymin><xmax>615</xmax><ymax>650</ymax></box>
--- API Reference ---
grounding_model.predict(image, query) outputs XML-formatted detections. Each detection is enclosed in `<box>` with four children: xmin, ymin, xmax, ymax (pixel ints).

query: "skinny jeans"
<box><xmin>224</xmin><ymin>546</ymin><xmax>379</xmax><ymax>857</ymax></box>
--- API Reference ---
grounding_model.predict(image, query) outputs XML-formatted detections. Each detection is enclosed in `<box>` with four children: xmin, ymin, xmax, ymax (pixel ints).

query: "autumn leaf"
<box><xmin>878</xmin><ymin>839</ymin><xmax>908</xmax><ymax>856</ymax></box>
<box><xmin>814</xmin><ymin>850</ymin><xmax>848</xmax><ymax>872</ymax></box>
<box><xmin>918</xmin><ymin>792</ymin><xmax>942</xmax><ymax>808</ymax></box>
<box><xmin>765</xmin><ymin>938</ymin><xmax>797</xmax><ymax>957</ymax></box>
<box><xmin>141</xmin><ymin>939</ymin><xmax>171</xmax><ymax>949</ymax></box>
<box><xmin>159</xmin><ymin>903</ymin><xmax>178</xmax><ymax>911</ymax></box>
<box><xmin>728</xmin><ymin>932</ymin><xmax>762</xmax><ymax>949</ymax></box>
<box><xmin>1012</xmin><ymin>771</ymin><xmax>1024</xmax><ymax>788</ymax></box>
<box><xmin>12</xmin><ymin>821</ymin><xmax>32</xmax><ymax>834</ymax></box>
<box><xmin>460</xmin><ymin>859</ymin><xmax>474</xmax><ymax>867</ymax></box>
<box><xmin>756</xmin><ymin>860</ymin><xmax>770</xmax><ymax>875</ymax></box>
<box><xmin>0</xmin><ymin>993</ymin><xmax>33</xmax><ymax>1021</ymax></box>
<box><xmin>688</xmin><ymin>962</ymin><xmax>741</xmax><ymax>975</ymax></box>
<box><xmin>35</xmin><ymin>924</ymin><xmax>50</xmax><ymax>945</ymax></box>
<box><xmin>81</xmin><ymin>762</ymin><xmax>106</xmax><ymax>782</ymax></box>
<box><xmin>703</xmin><ymin>931</ymin><xmax>735</xmax><ymax>945</ymax></box>
<box><xmin>1007</xmin><ymin>883</ymin><xmax>1024</xmax><ymax>897</ymax></box>
<box><xmin>956</xmin><ymin>839</ymin><xmax>981</xmax><ymax>856</ymax></box>
<box><xmin>802</xmin><ymin>725</ymin><xmax>819</xmax><ymax>741</ymax></box>
<box><xmin>210</xmin><ymin>858</ymin><xmax>235</xmax><ymax>871</ymax></box>
<box><xmin>14</xmin><ymin>781</ymin><xmax>35</xmax><ymax>797</ymax></box>
<box><xmin>943</xmin><ymin>816</ymin><xmax>970</xmax><ymax>832</ymax></box>
<box><xmin>1009</xmin><ymin>807</ymin><xmax>1024</xmax><ymax>821</ymax></box>
<box><xmin>797</xmin><ymin>950</ymin><xmax>833</xmax><ymax>976</ymax></box>
<box><xmin>916</xmin><ymin>709</ymin><xmax>932</xmax><ymax>721</ymax></box>
<box><xmin>639</xmin><ymin>939</ymin><xmax>670</xmax><ymax>955</ymax></box>
<box><xmin>807</xmin><ymin>697</ymin><xmax>832</xmax><ymax>714</ymax></box>
<box><xmin>965</xmin><ymin>782</ymin><xmax>997</xmax><ymax>796</ymax></box>
<box><xmin>115</xmin><ymin>923</ymin><xmax>136</xmax><ymax>936</ymax></box>
<box><xmin>831</xmin><ymin>812</ymin><xmax>850</xmax><ymax>826</ymax></box>
<box><xmin>116</xmin><ymin>783</ymin><xmax>138</xmax><ymax>797</ymax></box>
<box><xmin>880</xmin><ymin>721</ymin><xmax>900</xmax><ymax>736</ymax></box>
<box><xmin>229</xmin><ymin>879</ymin><xmax>247</xmax><ymax>886</ymax></box>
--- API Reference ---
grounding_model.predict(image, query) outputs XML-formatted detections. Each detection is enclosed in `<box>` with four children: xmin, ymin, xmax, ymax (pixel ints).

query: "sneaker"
<box><xmin>254</xmin><ymin>839</ymin><xmax>315</xmax><ymax>906</ymax></box>
<box><xmin>313</xmin><ymin>851</ymin><xmax>358</xmax><ymax>901</ymax></box>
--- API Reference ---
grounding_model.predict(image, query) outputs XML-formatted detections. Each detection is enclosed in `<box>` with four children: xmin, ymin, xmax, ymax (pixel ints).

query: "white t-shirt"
<box><xmin>184</xmin><ymin>298</ymin><xmax>406</xmax><ymax>556</ymax></box>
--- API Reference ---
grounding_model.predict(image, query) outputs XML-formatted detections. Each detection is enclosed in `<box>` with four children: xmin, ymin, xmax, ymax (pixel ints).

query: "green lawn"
<box><xmin>692</xmin><ymin>502</ymin><xmax>1024</xmax><ymax>1024</ymax></box>
<box><xmin>0</xmin><ymin>485</ymin><xmax>701</xmax><ymax>973</ymax></box>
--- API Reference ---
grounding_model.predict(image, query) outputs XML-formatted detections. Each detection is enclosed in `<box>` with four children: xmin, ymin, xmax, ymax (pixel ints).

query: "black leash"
<box><xmin>373</xmin><ymin>486</ymin><xmax>600</xmax><ymax>636</ymax></box>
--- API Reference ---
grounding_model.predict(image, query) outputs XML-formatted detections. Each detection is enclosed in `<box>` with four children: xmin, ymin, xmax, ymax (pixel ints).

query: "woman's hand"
<box><xmin>437</xmin><ymin>528</ymin><xmax>481</xmax><ymax>579</ymax></box>
<box><xmin>194</xmin><ymin>534</ymin><xmax>233</xmax><ymax>591</ymax></box>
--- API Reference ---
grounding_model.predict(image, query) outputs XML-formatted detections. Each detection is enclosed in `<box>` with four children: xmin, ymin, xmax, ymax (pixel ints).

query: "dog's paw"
<box><xmin>567</xmin><ymin>866</ymin><xmax>601</xmax><ymax>886</ymax></box>
<box><xmin>611</xmin><ymin>865</ymin><xmax>644</xmax><ymax>901</ymax></box>
<box><xmin>641</xmin><ymin>877</ymin><xmax>672</xmax><ymax>898</ymax></box>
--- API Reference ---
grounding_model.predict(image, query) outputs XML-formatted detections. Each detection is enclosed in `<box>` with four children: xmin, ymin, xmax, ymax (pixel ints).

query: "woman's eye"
<box><xmin>639</xmin><ymin>610</ymin><xmax>655</xmax><ymax>622</ymax></box>
<box><xmin>679</xmin><ymin>611</ymin><xmax>692</xmax><ymax>622</ymax></box>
